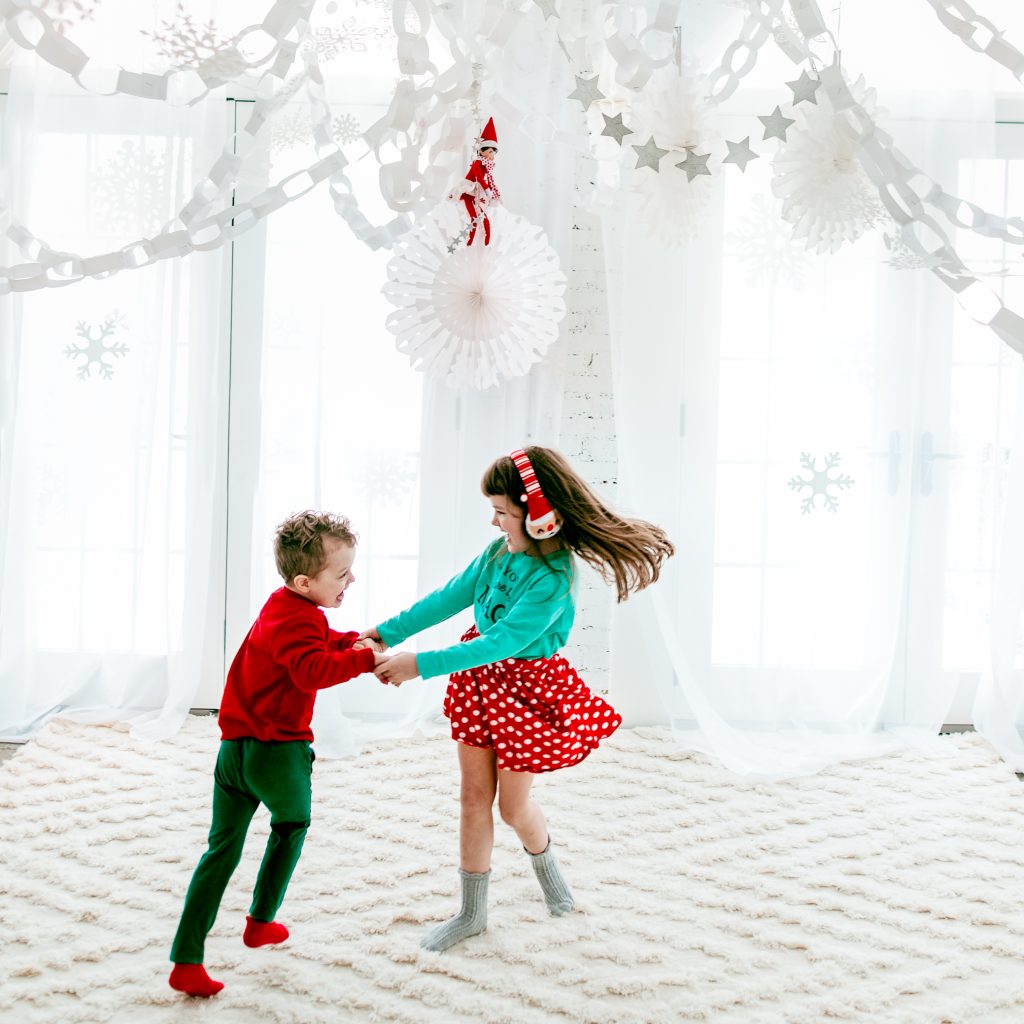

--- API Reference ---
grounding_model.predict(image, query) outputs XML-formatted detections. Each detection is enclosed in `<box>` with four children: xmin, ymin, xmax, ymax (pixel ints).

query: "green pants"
<box><xmin>170</xmin><ymin>738</ymin><xmax>314</xmax><ymax>964</ymax></box>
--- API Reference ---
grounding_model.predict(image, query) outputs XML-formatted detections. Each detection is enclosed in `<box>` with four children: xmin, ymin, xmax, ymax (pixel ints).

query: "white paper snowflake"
<box><xmin>359</xmin><ymin>454</ymin><xmax>417</xmax><ymax>504</ymax></box>
<box><xmin>628</xmin><ymin>65</ymin><xmax>717</xmax><ymax>247</ymax></box>
<box><xmin>303</xmin><ymin>19</ymin><xmax>392</xmax><ymax>61</ymax></box>
<box><xmin>383</xmin><ymin>203</ymin><xmax>567</xmax><ymax>390</ymax></box>
<box><xmin>788</xmin><ymin>452</ymin><xmax>854</xmax><ymax>514</ymax></box>
<box><xmin>771</xmin><ymin>74</ymin><xmax>887</xmax><ymax>254</ymax></box>
<box><xmin>141</xmin><ymin>2</ymin><xmax>244</xmax><ymax>77</ymax></box>
<box><xmin>93</xmin><ymin>140</ymin><xmax>169</xmax><ymax>236</ymax></box>
<box><xmin>882</xmin><ymin>230</ymin><xmax>946</xmax><ymax>271</ymax></box>
<box><xmin>64</xmin><ymin>312</ymin><xmax>130</xmax><ymax>381</ymax></box>
<box><xmin>271</xmin><ymin>109</ymin><xmax>313</xmax><ymax>152</ymax></box>
<box><xmin>727</xmin><ymin>194</ymin><xmax>813</xmax><ymax>287</ymax></box>
<box><xmin>41</xmin><ymin>0</ymin><xmax>100</xmax><ymax>35</ymax></box>
<box><xmin>332</xmin><ymin>113</ymin><xmax>362</xmax><ymax>145</ymax></box>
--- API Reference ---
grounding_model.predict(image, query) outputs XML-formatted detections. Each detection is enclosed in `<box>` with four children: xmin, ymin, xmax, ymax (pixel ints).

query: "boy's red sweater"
<box><xmin>218</xmin><ymin>587</ymin><xmax>376</xmax><ymax>743</ymax></box>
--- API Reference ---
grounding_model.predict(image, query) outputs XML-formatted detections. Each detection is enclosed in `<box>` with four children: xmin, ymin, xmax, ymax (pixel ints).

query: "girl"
<box><xmin>366</xmin><ymin>446</ymin><xmax>674</xmax><ymax>952</ymax></box>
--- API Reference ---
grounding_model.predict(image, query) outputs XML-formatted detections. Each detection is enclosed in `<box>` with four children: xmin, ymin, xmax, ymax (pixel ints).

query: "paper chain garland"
<box><xmin>2</xmin><ymin>0</ymin><xmax>1024</xmax><ymax>357</ymax></box>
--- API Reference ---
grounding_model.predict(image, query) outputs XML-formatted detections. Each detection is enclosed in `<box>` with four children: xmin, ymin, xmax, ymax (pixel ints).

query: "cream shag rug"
<box><xmin>1</xmin><ymin>718</ymin><xmax>1023</xmax><ymax>1024</ymax></box>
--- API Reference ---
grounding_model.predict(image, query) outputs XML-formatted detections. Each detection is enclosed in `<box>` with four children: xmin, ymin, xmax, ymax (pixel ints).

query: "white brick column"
<box><xmin>556</xmin><ymin>158</ymin><xmax>617</xmax><ymax>695</ymax></box>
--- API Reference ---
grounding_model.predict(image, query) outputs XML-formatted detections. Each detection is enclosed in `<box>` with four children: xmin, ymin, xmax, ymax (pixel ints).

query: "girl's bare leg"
<box><xmin>495</xmin><ymin>769</ymin><xmax>548</xmax><ymax>854</ymax></box>
<box><xmin>420</xmin><ymin>743</ymin><xmax>496</xmax><ymax>951</ymax></box>
<box><xmin>497</xmin><ymin>769</ymin><xmax>574</xmax><ymax>916</ymax></box>
<box><xmin>458</xmin><ymin>743</ymin><xmax>498</xmax><ymax>872</ymax></box>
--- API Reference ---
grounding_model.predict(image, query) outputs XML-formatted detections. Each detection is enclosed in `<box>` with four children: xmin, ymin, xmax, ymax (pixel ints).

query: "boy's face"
<box><xmin>301</xmin><ymin>540</ymin><xmax>356</xmax><ymax>608</ymax></box>
<box><xmin>480</xmin><ymin>146</ymin><xmax>496</xmax><ymax>160</ymax></box>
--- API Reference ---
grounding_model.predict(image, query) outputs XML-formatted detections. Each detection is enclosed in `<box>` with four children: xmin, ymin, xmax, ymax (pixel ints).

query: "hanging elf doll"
<box><xmin>457</xmin><ymin>117</ymin><xmax>501</xmax><ymax>246</ymax></box>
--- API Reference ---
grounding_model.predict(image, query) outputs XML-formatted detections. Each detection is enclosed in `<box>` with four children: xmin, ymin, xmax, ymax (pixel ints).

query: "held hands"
<box><xmin>357</xmin><ymin>628</ymin><xmax>387</xmax><ymax>654</ymax></box>
<box><xmin>375</xmin><ymin>652</ymin><xmax>420</xmax><ymax>688</ymax></box>
<box><xmin>353</xmin><ymin>636</ymin><xmax>384</xmax><ymax>654</ymax></box>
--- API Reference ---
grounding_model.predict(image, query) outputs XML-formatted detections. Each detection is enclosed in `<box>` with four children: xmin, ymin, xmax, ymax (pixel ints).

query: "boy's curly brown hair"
<box><xmin>274</xmin><ymin>510</ymin><xmax>357</xmax><ymax>584</ymax></box>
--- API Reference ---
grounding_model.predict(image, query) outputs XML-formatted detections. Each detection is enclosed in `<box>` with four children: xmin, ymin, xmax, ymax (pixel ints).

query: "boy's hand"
<box><xmin>373</xmin><ymin>651</ymin><xmax>391</xmax><ymax>670</ymax></box>
<box><xmin>375</xmin><ymin>652</ymin><xmax>420</xmax><ymax>686</ymax></box>
<box><xmin>353</xmin><ymin>636</ymin><xmax>383</xmax><ymax>654</ymax></box>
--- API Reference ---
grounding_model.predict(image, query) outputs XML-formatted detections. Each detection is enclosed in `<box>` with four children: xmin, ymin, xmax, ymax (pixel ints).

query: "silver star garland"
<box><xmin>600</xmin><ymin>112</ymin><xmax>633</xmax><ymax>145</ymax></box>
<box><xmin>568</xmin><ymin>74</ymin><xmax>605</xmax><ymax>110</ymax></box>
<box><xmin>786</xmin><ymin>70</ymin><xmax>821</xmax><ymax>106</ymax></box>
<box><xmin>722</xmin><ymin>137</ymin><xmax>759</xmax><ymax>172</ymax></box>
<box><xmin>758</xmin><ymin>105</ymin><xmax>796</xmax><ymax>142</ymax></box>
<box><xmin>631</xmin><ymin>136</ymin><xmax>669</xmax><ymax>172</ymax></box>
<box><xmin>676</xmin><ymin>149</ymin><xmax>711</xmax><ymax>182</ymax></box>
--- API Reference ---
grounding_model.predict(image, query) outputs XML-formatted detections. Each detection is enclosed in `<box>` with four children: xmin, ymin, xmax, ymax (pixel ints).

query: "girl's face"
<box><xmin>480</xmin><ymin>146</ymin><xmax>496</xmax><ymax>161</ymax></box>
<box><xmin>489</xmin><ymin>494</ymin><xmax>529</xmax><ymax>554</ymax></box>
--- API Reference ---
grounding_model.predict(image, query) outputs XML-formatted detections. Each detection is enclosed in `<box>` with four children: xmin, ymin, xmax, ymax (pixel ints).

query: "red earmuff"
<box><xmin>509</xmin><ymin>449</ymin><xmax>561</xmax><ymax>540</ymax></box>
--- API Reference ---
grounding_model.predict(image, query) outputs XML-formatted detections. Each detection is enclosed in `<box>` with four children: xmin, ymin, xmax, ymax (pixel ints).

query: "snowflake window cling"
<box><xmin>92</xmin><ymin>140</ymin><xmax>170</xmax><ymax>238</ymax></box>
<box><xmin>727</xmin><ymin>193</ymin><xmax>812</xmax><ymax>288</ymax></box>
<box><xmin>788</xmin><ymin>452</ymin><xmax>854</xmax><ymax>514</ymax></box>
<box><xmin>382</xmin><ymin>116</ymin><xmax>567</xmax><ymax>391</ymax></box>
<box><xmin>64</xmin><ymin>312</ymin><xmax>130</xmax><ymax>381</ymax></box>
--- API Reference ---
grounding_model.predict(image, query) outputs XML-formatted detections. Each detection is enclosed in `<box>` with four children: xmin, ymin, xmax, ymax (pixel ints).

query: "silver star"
<box><xmin>568</xmin><ymin>74</ymin><xmax>605</xmax><ymax>110</ymax></box>
<box><xmin>675</xmin><ymin>149</ymin><xmax>711</xmax><ymax>182</ymax></box>
<box><xmin>786</xmin><ymin>70</ymin><xmax>821</xmax><ymax>106</ymax></box>
<box><xmin>534</xmin><ymin>0</ymin><xmax>557</xmax><ymax>19</ymax></box>
<box><xmin>631</xmin><ymin>136</ymin><xmax>668</xmax><ymax>171</ymax></box>
<box><xmin>722</xmin><ymin>137</ymin><xmax>759</xmax><ymax>172</ymax></box>
<box><xmin>758</xmin><ymin>105</ymin><xmax>796</xmax><ymax>142</ymax></box>
<box><xmin>600</xmin><ymin>112</ymin><xmax>634</xmax><ymax>145</ymax></box>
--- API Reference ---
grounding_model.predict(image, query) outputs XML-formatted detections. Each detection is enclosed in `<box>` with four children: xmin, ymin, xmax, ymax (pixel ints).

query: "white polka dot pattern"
<box><xmin>444</xmin><ymin>626</ymin><xmax>622</xmax><ymax>772</ymax></box>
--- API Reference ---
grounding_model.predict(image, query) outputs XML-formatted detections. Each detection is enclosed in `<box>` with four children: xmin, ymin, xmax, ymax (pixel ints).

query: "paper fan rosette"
<box><xmin>771</xmin><ymin>74</ymin><xmax>886</xmax><ymax>254</ymax></box>
<box><xmin>382</xmin><ymin>203</ymin><xmax>566</xmax><ymax>390</ymax></box>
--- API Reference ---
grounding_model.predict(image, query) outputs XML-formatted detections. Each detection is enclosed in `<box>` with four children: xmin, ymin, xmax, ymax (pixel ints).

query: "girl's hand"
<box><xmin>373</xmin><ymin>652</ymin><xmax>391</xmax><ymax>670</ymax></box>
<box><xmin>375</xmin><ymin>652</ymin><xmax>420</xmax><ymax>686</ymax></box>
<box><xmin>353</xmin><ymin>636</ymin><xmax>383</xmax><ymax>654</ymax></box>
<box><xmin>359</xmin><ymin>627</ymin><xmax>387</xmax><ymax>652</ymax></box>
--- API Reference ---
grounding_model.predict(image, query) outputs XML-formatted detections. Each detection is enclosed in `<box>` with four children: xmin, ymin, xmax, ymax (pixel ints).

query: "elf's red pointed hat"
<box><xmin>476</xmin><ymin>117</ymin><xmax>498</xmax><ymax>153</ymax></box>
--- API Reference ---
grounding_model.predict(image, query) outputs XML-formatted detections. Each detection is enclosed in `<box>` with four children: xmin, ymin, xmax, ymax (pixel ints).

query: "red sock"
<box><xmin>169</xmin><ymin>963</ymin><xmax>223</xmax><ymax>997</ymax></box>
<box><xmin>243</xmin><ymin>915</ymin><xmax>289</xmax><ymax>948</ymax></box>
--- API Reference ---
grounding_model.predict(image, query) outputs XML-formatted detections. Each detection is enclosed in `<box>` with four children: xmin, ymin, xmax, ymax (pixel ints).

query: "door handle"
<box><xmin>920</xmin><ymin>431</ymin><xmax>959</xmax><ymax>497</ymax></box>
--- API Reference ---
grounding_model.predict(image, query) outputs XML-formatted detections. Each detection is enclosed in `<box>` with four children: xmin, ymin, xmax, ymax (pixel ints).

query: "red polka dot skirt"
<box><xmin>444</xmin><ymin>625</ymin><xmax>623</xmax><ymax>773</ymax></box>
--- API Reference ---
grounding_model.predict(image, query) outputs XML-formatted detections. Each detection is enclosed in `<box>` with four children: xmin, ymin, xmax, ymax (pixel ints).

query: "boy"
<box><xmin>169</xmin><ymin>510</ymin><xmax>386</xmax><ymax>997</ymax></box>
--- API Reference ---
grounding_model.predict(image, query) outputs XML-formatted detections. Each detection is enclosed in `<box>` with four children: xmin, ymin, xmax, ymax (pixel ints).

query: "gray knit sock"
<box><xmin>528</xmin><ymin>839</ymin><xmax>574</xmax><ymax>916</ymax></box>
<box><xmin>419</xmin><ymin>869</ymin><xmax>489</xmax><ymax>952</ymax></box>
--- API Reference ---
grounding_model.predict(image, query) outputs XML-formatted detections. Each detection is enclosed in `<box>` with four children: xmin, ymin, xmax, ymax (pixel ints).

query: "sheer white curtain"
<box><xmin>229</xmin><ymin>10</ymin><xmax>579</xmax><ymax>756</ymax></box>
<box><xmin>0</xmin><ymin>60</ymin><xmax>231</xmax><ymax>740</ymax></box>
<box><xmin>974</xmin><ymin>369</ymin><xmax>1024</xmax><ymax>770</ymax></box>
<box><xmin>604</xmin><ymin>1</ymin><xmax>1022</xmax><ymax>777</ymax></box>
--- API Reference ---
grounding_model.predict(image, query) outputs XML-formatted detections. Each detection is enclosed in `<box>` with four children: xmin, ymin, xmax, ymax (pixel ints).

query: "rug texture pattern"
<box><xmin>1</xmin><ymin>717</ymin><xmax>1023</xmax><ymax>1023</ymax></box>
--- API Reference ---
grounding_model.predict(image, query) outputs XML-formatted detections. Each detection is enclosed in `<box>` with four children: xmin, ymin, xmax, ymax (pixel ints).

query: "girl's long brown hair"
<box><xmin>482</xmin><ymin>446</ymin><xmax>675</xmax><ymax>602</ymax></box>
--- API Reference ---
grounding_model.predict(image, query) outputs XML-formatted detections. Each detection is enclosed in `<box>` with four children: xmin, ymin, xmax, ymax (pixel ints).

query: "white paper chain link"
<box><xmin>821</xmin><ymin>61</ymin><xmax>1024</xmax><ymax>355</ymax></box>
<box><xmin>706</xmin><ymin>0</ymin><xmax>790</xmax><ymax>105</ymax></box>
<box><xmin>762</xmin><ymin>0</ymin><xmax>1024</xmax><ymax>354</ymax></box>
<box><xmin>0</xmin><ymin>0</ymin><xmax>310</xmax><ymax>103</ymax></box>
<box><xmin>921</xmin><ymin>0</ymin><xmax>1024</xmax><ymax>84</ymax></box>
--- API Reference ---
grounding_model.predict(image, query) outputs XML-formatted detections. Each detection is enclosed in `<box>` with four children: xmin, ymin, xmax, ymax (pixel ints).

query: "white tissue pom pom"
<box><xmin>383</xmin><ymin>204</ymin><xmax>566</xmax><ymax>390</ymax></box>
<box><xmin>771</xmin><ymin>75</ymin><xmax>886</xmax><ymax>255</ymax></box>
<box><xmin>631</xmin><ymin>66</ymin><xmax>717</xmax><ymax>247</ymax></box>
